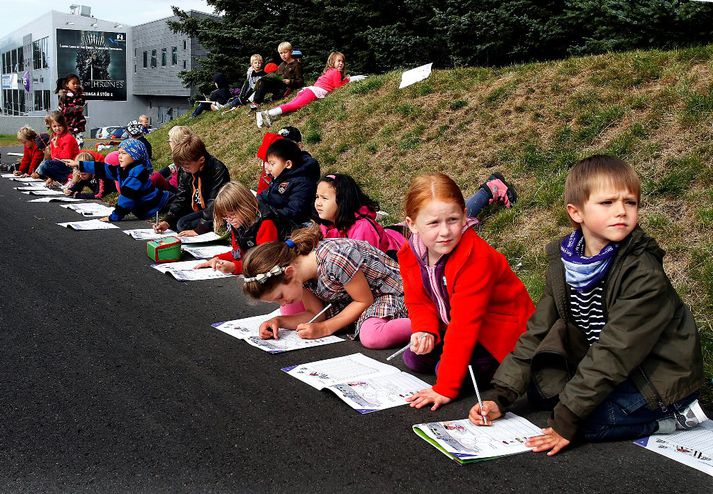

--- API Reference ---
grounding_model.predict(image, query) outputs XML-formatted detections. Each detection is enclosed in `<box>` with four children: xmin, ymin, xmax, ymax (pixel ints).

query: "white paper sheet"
<box><xmin>634</xmin><ymin>421</ymin><xmax>713</xmax><ymax>477</ymax></box>
<box><xmin>61</xmin><ymin>203</ymin><xmax>116</xmax><ymax>217</ymax></box>
<box><xmin>178</xmin><ymin>232</ymin><xmax>223</xmax><ymax>244</ymax></box>
<box><xmin>22</xmin><ymin>189</ymin><xmax>65</xmax><ymax>196</ymax></box>
<box><xmin>212</xmin><ymin>309</ymin><xmax>282</xmax><ymax>339</ymax></box>
<box><xmin>329</xmin><ymin>372</ymin><xmax>429</xmax><ymax>413</ymax></box>
<box><xmin>57</xmin><ymin>219</ymin><xmax>120</xmax><ymax>230</ymax></box>
<box><xmin>181</xmin><ymin>244</ymin><xmax>231</xmax><ymax>259</ymax></box>
<box><xmin>2</xmin><ymin>173</ymin><xmax>16</xmax><ymax>178</ymax></box>
<box><xmin>399</xmin><ymin>63</ymin><xmax>433</xmax><ymax>89</ymax></box>
<box><xmin>122</xmin><ymin>228</ymin><xmax>178</xmax><ymax>241</ymax></box>
<box><xmin>16</xmin><ymin>185</ymin><xmax>50</xmax><ymax>191</ymax></box>
<box><xmin>151</xmin><ymin>259</ymin><xmax>236</xmax><ymax>281</ymax></box>
<box><xmin>28</xmin><ymin>196</ymin><xmax>83</xmax><ymax>203</ymax></box>
<box><xmin>11</xmin><ymin>177</ymin><xmax>44</xmax><ymax>182</ymax></box>
<box><xmin>283</xmin><ymin>353</ymin><xmax>400</xmax><ymax>390</ymax></box>
<box><xmin>413</xmin><ymin>413</ymin><xmax>542</xmax><ymax>463</ymax></box>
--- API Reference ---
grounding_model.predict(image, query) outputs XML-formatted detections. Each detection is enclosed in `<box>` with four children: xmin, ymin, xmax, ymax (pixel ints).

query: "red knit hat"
<box><xmin>256</xmin><ymin>132</ymin><xmax>283</xmax><ymax>161</ymax></box>
<box><xmin>105</xmin><ymin>151</ymin><xmax>120</xmax><ymax>166</ymax></box>
<box><xmin>264</xmin><ymin>62</ymin><xmax>279</xmax><ymax>74</ymax></box>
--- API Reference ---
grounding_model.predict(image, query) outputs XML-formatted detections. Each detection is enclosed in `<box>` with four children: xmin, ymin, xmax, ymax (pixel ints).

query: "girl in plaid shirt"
<box><xmin>242</xmin><ymin>224</ymin><xmax>411</xmax><ymax>349</ymax></box>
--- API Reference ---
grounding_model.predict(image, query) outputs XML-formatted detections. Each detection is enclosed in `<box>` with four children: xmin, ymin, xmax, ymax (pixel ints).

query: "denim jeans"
<box><xmin>36</xmin><ymin>159</ymin><xmax>71</xmax><ymax>183</ymax></box>
<box><xmin>176</xmin><ymin>211</ymin><xmax>204</xmax><ymax>232</ymax></box>
<box><xmin>465</xmin><ymin>188</ymin><xmax>490</xmax><ymax>218</ymax></box>
<box><xmin>580</xmin><ymin>379</ymin><xmax>697</xmax><ymax>442</ymax></box>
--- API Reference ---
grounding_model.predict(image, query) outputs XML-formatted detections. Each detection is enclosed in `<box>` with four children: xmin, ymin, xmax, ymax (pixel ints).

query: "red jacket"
<box><xmin>50</xmin><ymin>132</ymin><xmax>79</xmax><ymax>160</ymax></box>
<box><xmin>314</xmin><ymin>68</ymin><xmax>350</xmax><ymax>93</ymax></box>
<box><xmin>216</xmin><ymin>219</ymin><xmax>278</xmax><ymax>274</ymax></box>
<box><xmin>19</xmin><ymin>141</ymin><xmax>44</xmax><ymax>174</ymax></box>
<box><xmin>398</xmin><ymin>228</ymin><xmax>535</xmax><ymax>399</ymax></box>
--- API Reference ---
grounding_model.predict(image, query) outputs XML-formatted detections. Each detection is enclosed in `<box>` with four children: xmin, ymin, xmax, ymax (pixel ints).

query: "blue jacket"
<box><xmin>257</xmin><ymin>152</ymin><xmax>320</xmax><ymax>226</ymax></box>
<box><xmin>80</xmin><ymin>160</ymin><xmax>169</xmax><ymax>221</ymax></box>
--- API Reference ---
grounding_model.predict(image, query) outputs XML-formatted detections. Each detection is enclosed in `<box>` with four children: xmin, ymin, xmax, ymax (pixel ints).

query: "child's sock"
<box><xmin>267</xmin><ymin>107</ymin><xmax>283</xmax><ymax>118</ymax></box>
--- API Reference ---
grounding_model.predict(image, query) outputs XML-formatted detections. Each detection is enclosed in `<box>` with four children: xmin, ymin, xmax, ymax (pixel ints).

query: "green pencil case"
<box><xmin>147</xmin><ymin>236</ymin><xmax>182</xmax><ymax>263</ymax></box>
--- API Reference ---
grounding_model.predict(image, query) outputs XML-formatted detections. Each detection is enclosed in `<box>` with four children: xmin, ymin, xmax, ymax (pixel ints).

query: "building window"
<box><xmin>134</xmin><ymin>64</ymin><xmax>136</xmax><ymax>73</ymax></box>
<box><xmin>16</xmin><ymin>47</ymin><xmax>24</xmax><ymax>71</ymax></box>
<box><xmin>161</xmin><ymin>48</ymin><xmax>167</xmax><ymax>66</ymax></box>
<box><xmin>32</xmin><ymin>37</ymin><xmax>49</xmax><ymax>70</ymax></box>
<box><xmin>151</xmin><ymin>49</ymin><xmax>157</xmax><ymax>68</ymax></box>
<box><xmin>34</xmin><ymin>90</ymin><xmax>51</xmax><ymax>111</ymax></box>
<box><xmin>183</xmin><ymin>60</ymin><xmax>186</xmax><ymax>69</ymax></box>
<box><xmin>171</xmin><ymin>47</ymin><xmax>177</xmax><ymax>65</ymax></box>
<box><xmin>183</xmin><ymin>40</ymin><xmax>187</xmax><ymax>50</ymax></box>
<box><xmin>143</xmin><ymin>51</ymin><xmax>147</xmax><ymax>68</ymax></box>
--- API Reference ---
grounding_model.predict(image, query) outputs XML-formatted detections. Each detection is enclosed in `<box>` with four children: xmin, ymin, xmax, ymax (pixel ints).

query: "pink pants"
<box><xmin>280</xmin><ymin>301</ymin><xmax>306</xmax><ymax>316</ymax></box>
<box><xmin>279</xmin><ymin>88</ymin><xmax>319</xmax><ymax>114</ymax></box>
<box><xmin>359</xmin><ymin>317</ymin><xmax>411</xmax><ymax>350</ymax></box>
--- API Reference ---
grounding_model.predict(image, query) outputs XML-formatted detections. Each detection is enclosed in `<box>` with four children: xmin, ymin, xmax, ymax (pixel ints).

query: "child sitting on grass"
<box><xmin>469</xmin><ymin>155</ymin><xmax>706</xmax><ymax>455</ymax></box>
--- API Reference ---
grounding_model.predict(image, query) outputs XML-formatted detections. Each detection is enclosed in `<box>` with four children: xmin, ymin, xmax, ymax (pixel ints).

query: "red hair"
<box><xmin>404</xmin><ymin>173</ymin><xmax>465</xmax><ymax>220</ymax></box>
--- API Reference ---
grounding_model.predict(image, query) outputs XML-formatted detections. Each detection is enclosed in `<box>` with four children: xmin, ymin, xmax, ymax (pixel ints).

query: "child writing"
<box><xmin>315</xmin><ymin>173</ymin><xmax>405</xmax><ymax>258</ymax></box>
<box><xmin>67</xmin><ymin>139</ymin><xmax>170</xmax><ymax>222</ymax></box>
<box><xmin>398</xmin><ymin>173</ymin><xmax>535</xmax><ymax>411</ymax></box>
<box><xmin>468</xmin><ymin>156</ymin><xmax>706</xmax><ymax>455</ymax></box>
<box><xmin>257</xmin><ymin>138</ymin><xmax>320</xmax><ymax>229</ymax></box>
<box><xmin>257</xmin><ymin>51</ymin><xmax>348</xmax><ymax>128</ymax></box>
<box><xmin>64</xmin><ymin>151</ymin><xmax>116</xmax><ymax>199</ymax></box>
<box><xmin>251</xmin><ymin>42</ymin><xmax>303</xmax><ymax>110</ymax></box>
<box><xmin>242</xmin><ymin>225</ymin><xmax>411</xmax><ymax>349</ymax></box>
<box><xmin>154</xmin><ymin>133</ymin><xmax>230</xmax><ymax>236</ymax></box>
<box><xmin>13</xmin><ymin>126</ymin><xmax>45</xmax><ymax>177</ymax></box>
<box><xmin>195</xmin><ymin>181</ymin><xmax>281</xmax><ymax>275</ymax></box>
<box><xmin>56</xmin><ymin>74</ymin><xmax>86</xmax><ymax>147</ymax></box>
<box><xmin>35</xmin><ymin>111</ymin><xmax>79</xmax><ymax>186</ymax></box>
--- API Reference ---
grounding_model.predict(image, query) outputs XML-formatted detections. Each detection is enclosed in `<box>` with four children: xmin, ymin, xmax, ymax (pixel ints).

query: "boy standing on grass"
<box><xmin>469</xmin><ymin>155</ymin><xmax>706</xmax><ymax>455</ymax></box>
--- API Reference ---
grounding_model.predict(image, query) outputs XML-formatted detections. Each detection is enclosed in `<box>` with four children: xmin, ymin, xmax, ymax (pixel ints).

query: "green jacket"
<box><xmin>484</xmin><ymin>227</ymin><xmax>703</xmax><ymax>440</ymax></box>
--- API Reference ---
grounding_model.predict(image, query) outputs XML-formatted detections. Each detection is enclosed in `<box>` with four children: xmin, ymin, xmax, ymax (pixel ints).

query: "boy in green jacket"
<box><xmin>469</xmin><ymin>155</ymin><xmax>706</xmax><ymax>455</ymax></box>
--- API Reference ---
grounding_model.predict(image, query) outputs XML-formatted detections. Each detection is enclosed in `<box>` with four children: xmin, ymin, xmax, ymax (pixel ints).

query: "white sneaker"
<box><xmin>674</xmin><ymin>399</ymin><xmax>708</xmax><ymax>430</ymax></box>
<box><xmin>262</xmin><ymin>111</ymin><xmax>272</xmax><ymax>128</ymax></box>
<box><xmin>256</xmin><ymin>111</ymin><xmax>263</xmax><ymax>128</ymax></box>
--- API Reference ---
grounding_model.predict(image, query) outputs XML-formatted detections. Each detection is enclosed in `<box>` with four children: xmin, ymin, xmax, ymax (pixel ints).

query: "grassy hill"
<box><xmin>148</xmin><ymin>45</ymin><xmax>713</xmax><ymax>400</ymax></box>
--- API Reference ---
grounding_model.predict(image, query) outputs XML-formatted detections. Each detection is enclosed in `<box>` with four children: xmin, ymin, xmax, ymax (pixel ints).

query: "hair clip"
<box><xmin>243</xmin><ymin>265</ymin><xmax>285</xmax><ymax>284</ymax></box>
<box><xmin>285</xmin><ymin>239</ymin><xmax>296</xmax><ymax>248</ymax></box>
<box><xmin>325</xmin><ymin>174</ymin><xmax>336</xmax><ymax>179</ymax></box>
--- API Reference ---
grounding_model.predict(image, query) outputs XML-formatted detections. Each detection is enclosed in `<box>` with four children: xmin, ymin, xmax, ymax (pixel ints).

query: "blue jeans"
<box><xmin>191</xmin><ymin>102</ymin><xmax>212</xmax><ymax>118</ymax></box>
<box><xmin>36</xmin><ymin>159</ymin><xmax>71</xmax><ymax>183</ymax></box>
<box><xmin>580</xmin><ymin>379</ymin><xmax>697</xmax><ymax>442</ymax></box>
<box><xmin>176</xmin><ymin>211</ymin><xmax>204</xmax><ymax>232</ymax></box>
<box><xmin>465</xmin><ymin>188</ymin><xmax>490</xmax><ymax>218</ymax></box>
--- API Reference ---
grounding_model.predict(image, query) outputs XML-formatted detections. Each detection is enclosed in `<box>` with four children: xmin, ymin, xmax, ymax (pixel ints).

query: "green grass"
<box><xmin>148</xmin><ymin>44</ymin><xmax>713</xmax><ymax>405</ymax></box>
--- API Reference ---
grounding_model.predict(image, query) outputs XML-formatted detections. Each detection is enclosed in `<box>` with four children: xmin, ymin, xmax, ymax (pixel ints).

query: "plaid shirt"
<box><xmin>307</xmin><ymin>238</ymin><xmax>406</xmax><ymax>336</ymax></box>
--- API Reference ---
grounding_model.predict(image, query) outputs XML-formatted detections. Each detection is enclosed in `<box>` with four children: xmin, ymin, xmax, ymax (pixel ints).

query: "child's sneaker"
<box><xmin>256</xmin><ymin>111</ymin><xmax>271</xmax><ymax>129</ymax></box>
<box><xmin>249</xmin><ymin>103</ymin><xmax>259</xmax><ymax>112</ymax></box>
<box><xmin>673</xmin><ymin>399</ymin><xmax>708</xmax><ymax>430</ymax></box>
<box><xmin>479</xmin><ymin>172</ymin><xmax>517</xmax><ymax>208</ymax></box>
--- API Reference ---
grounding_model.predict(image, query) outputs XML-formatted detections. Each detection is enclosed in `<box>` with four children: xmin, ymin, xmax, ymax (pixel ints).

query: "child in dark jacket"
<box><xmin>251</xmin><ymin>42</ymin><xmax>303</xmax><ymax>107</ymax></box>
<box><xmin>14</xmin><ymin>126</ymin><xmax>44</xmax><ymax>176</ymax></box>
<box><xmin>154</xmin><ymin>133</ymin><xmax>230</xmax><ymax>235</ymax></box>
<box><xmin>65</xmin><ymin>151</ymin><xmax>116</xmax><ymax>199</ymax></box>
<box><xmin>68</xmin><ymin>139</ymin><xmax>169</xmax><ymax>222</ymax></box>
<box><xmin>469</xmin><ymin>155</ymin><xmax>706</xmax><ymax>455</ymax></box>
<box><xmin>191</xmin><ymin>73</ymin><xmax>231</xmax><ymax>117</ymax></box>
<box><xmin>257</xmin><ymin>138</ymin><xmax>319</xmax><ymax>229</ymax></box>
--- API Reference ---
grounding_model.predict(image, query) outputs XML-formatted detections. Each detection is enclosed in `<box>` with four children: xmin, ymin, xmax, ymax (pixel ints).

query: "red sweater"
<box><xmin>50</xmin><ymin>132</ymin><xmax>79</xmax><ymax>160</ymax></box>
<box><xmin>314</xmin><ymin>68</ymin><xmax>350</xmax><ymax>92</ymax></box>
<box><xmin>216</xmin><ymin>219</ymin><xmax>278</xmax><ymax>274</ymax></box>
<box><xmin>19</xmin><ymin>141</ymin><xmax>44</xmax><ymax>174</ymax></box>
<box><xmin>398</xmin><ymin>229</ymin><xmax>535</xmax><ymax>399</ymax></box>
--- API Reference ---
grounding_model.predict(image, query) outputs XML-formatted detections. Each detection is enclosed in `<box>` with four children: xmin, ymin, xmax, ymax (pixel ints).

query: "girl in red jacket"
<box><xmin>257</xmin><ymin>51</ymin><xmax>350</xmax><ymax>128</ymax></box>
<box><xmin>399</xmin><ymin>173</ymin><xmax>535</xmax><ymax>411</ymax></box>
<box><xmin>195</xmin><ymin>181</ymin><xmax>280</xmax><ymax>275</ymax></box>
<box><xmin>13</xmin><ymin>126</ymin><xmax>44</xmax><ymax>176</ymax></box>
<box><xmin>35</xmin><ymin>111</ymin><xmax>79</xmax><ymax>186</ymax></box>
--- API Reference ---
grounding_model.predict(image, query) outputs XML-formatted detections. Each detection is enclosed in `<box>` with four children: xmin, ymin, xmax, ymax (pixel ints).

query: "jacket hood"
<box><xmin>546</xmin><ymin>226</ymin><xmax>664</xmax><ymax>264</ymax></box>
<box><xmin>212</xmin><ymin>73</ymin><xmax>228</xmax><ymax>88</ymax></box>
<box><xmin>300</xmin><ymin>151</ymin><xmax>321</xmax><ymax>183</ymax></box>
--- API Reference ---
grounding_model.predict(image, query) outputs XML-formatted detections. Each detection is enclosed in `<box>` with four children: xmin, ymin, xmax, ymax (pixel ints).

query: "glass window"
<box><xmin>183</xmin><ymin>60</ymin><xmax>186</xmax><ymax>69</ymax></box>
<box><xmin>32</xmin><ymin>38</ymin><xmax>49</xmax><ymax>70</ymax></box>
<box><xmin>143</xmin><ymin>51</ymin><xmax>147</xmax><ymax>68</ymax></box>
<box><xmin>161</xmin><ymin>48</ymin><xmax>167</xmax><ymax>66</ymax></box>
<box><xmin>171</xmin><ymin>47</ymin><xmax>177</xmax><ymax>65</ymax></box>
<box><xmin>151</xmin><ymin>49</ymin><xmax>156</xmax><ymax>68</ymax></box>
<box><xmin>17</xmin><ymin>47</ymin><xmax>23</xmax><ymax>71</ymax></box>
<box><xmin>183</xmin><ymin>40</ymin><xmax>186</xmax><ymax>50</ymax></box>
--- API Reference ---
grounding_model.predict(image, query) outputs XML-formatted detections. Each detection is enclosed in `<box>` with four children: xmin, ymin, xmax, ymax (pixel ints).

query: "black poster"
<box><xmin>56</xmin><ymin>29</ymin><xmax>127</xmax><ymax>101</ymax></box>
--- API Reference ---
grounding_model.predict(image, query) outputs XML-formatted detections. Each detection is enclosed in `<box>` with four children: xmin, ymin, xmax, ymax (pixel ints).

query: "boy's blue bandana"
<box><xmin>560</xmin><ymin>229</ymin><xmax>618</xmax><ymax>292</ymax></box>
<box><xmin>119</xmin><ymin>138</ymin><xmax>152</xmax><ymax>170</ymax></box>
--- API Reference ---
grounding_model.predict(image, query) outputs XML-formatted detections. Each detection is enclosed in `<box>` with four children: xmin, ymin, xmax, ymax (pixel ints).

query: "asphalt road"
<box><xmin>0</xmin><ymin>148</ymin><xmax>710</xmax><ymax>493</ymax></box>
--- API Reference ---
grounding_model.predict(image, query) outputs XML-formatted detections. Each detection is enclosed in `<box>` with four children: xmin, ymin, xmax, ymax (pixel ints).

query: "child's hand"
<box><xmin>154</xmin><ymin>221</ymin><xmax>170</xmax><ymax>233</ymax></box>
<box><xmin>63</xmin><ymin>158</ymin><xmax>79</xmax><ymax>168</ymax></box>
<box><xmin>31</xmin><ymin>172</ymin><xmax>40</xmax><ymax>179</ymax></box>
<box><xmin>178</xmin><ymin>229</ymin><xmax>198</xmax><ymax>237</ymax></box>
<box><xmin>63</xmin><ymin>188</ymin><xmax>74</xmax><ymax>197</ymax></box>
<box><xmin>13</xmin><ymin>170</ymin><xmax>22</xmax><ymax>176</ymax></box>
<box><xmin>410</xmin><ymin>331</ymin><xmax>435</xmax><ymax>355</ymax></box>
<box><xmin>405</xmin><ymin>387</ymin><xmax>452</xmax><ymax>411</ymax></box>
<box><xmin>99</xmin><ymin>216</ymin><xmax>110</xmax><ymax>222</ymax></box>
<box><xmin>468</xmin><ymin>400</ymin><xmax>502</xmax><ymax>425</ymax></box>
<box><xmin>295</xmin><ymin>322</ymin><xmax>330</xmax><ymax>339</ymax></box>
<box><xmin>195</xmin><ymin>258</ymin><xmax>234</xmax><ymax>272</ymax></box>
<box><xmin>259</xmin><ymin>317</ymin><xmax>281</xmax><ymax>340</ymax></box>
<box><xmin>525</xmin><ymin>428</ymin><xmax>570</xmax><ymax>456</ymax></box>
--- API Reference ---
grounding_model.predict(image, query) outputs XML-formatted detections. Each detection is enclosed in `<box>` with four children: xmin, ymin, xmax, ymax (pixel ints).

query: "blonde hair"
<box><xmin>242</xmin><ymin>224</ymin><xmax>322</xmax><ymax>299</ymax></box>
<box><xmin>324</xmin><ymin>51</ymin><xmax>346</xmax><ymax>77</ymax></box>
<box><xmin>404</xmin><ymin>173</ymin><xmax>465</xmax><ymax>220</ymax></box>
<box><xmin>250</xmin><ymin>54</ymin><xmax>263</xmax><ymax>64</ymax></box>
<box><xmin>168</xmin><ymin>125</ymin><xmax>194</xmax><ymax>149</ymax></box>
<box><xmin>213</xmin><ymin>182</ymin><xmax>259</xmax><ymax>233</ymax></box>
<box><xmin>17</xmin><ymin>126</ymin><xmax>37</xmax><ymax>142</ymax></box>
<box><xmin>565</xmin><ymin>155</ymin><xmax>641</xmax><ymax>209</ymax></box>
<box><xmin>278</xmin><ymin>41</ymin><xmax>293</xmax><ymax>53</ymax></box>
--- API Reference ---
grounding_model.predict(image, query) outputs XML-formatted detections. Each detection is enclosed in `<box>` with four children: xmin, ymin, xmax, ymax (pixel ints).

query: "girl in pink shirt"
<box><xmin>257</xmin><ymin>51</ymin><xmax>350</xmax><ymax>128</ymax></box>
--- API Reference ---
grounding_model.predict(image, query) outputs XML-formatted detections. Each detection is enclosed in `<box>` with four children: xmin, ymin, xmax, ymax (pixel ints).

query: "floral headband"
<box><xmin>243</xmin><ymin>265</ymin><xmax>286</xmax><ymax>284</ymax></box>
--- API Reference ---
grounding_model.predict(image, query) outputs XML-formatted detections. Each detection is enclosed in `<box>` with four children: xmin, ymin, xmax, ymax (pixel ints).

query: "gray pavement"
<box><xmin>0</xmin><ymin>148</ymin><xmax>710</xmax><ymax>493</ymax></box>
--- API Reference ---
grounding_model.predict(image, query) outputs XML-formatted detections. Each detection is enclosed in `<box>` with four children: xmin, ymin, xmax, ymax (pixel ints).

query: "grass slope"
<box><xmin>148</xmin><ymin>45</ymin><xmax>713</xmax><ymax>402</ymax></box>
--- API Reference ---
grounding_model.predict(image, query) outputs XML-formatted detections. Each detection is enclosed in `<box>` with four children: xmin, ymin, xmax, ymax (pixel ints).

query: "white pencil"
<box><xmin>468</xmin><ymin>364</ymin><xmax>488</xmax><ymax>425</ymax></box>
<box><xmin>306</xmin><ymin>303</ymin><xmax>332</xmax><ymax>324</ymax></box>
<box><xmin>386</xmin><ymin>343</ymin><xmax>410</xmax><ymax>361</ymax></box>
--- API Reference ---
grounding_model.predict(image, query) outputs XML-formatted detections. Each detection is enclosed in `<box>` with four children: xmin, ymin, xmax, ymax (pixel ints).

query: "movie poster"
<box><xmin>56</xmin><ymin>29</ymin><xmax>127</xmax><ymax>101</ymax></box>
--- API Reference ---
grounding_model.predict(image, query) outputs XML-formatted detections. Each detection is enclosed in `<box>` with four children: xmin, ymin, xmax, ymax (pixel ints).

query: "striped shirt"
<box><xmin>569</xmin><ymin>281</ymin><xmax>606</xmax><ymax>344</ymax></box>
